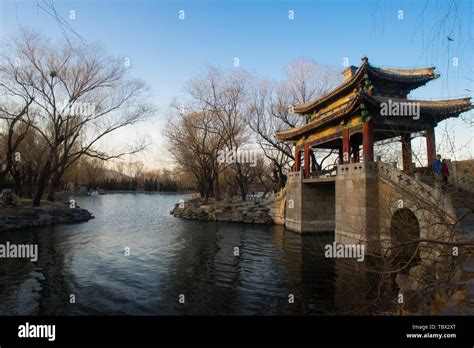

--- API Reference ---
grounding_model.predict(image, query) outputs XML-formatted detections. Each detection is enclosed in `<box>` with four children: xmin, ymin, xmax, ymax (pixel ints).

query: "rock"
<box><xmin>396</xmin><ymin>274</ymin><xmax>418</xmax><ymax>292</ymax></box>
<box><xmin>171</xmin><ymin>198</ymin><xmax>274</xmax><ymax>225</ymax></box>
<box><xmin>0</xmin><ymin>203</ymin><xmax>93</xmax><ymax>232</ymax></box>
<box><xmin>450</xmin><ymin>289</ymin><xmax>467</xmax><ymax>305</ymax></box>
<box><xmin>1</xmin><ymin>189</ymin><xmax>19</xmax><ymax>206</ymax></box>
<box><xmin>403</xmin><ymin>290</ymin><xmax>424</xmax><ymax>313</ymax></box>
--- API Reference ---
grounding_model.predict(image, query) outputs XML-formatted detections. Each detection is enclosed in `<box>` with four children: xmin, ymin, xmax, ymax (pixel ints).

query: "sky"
<box><xmin>0</xmin><ymin>0</ymin><xmax>472</xmax><ymax>169</ymax></box>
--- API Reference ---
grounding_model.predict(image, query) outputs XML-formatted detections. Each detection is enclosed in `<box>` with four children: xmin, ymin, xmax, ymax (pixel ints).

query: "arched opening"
<box><xmin>390</xmin><ymin>208</ymin><xmax>420</xmax><ymax>271</ymax></box>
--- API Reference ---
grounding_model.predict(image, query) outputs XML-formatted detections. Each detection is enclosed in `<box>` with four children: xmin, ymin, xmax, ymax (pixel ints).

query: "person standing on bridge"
<box><xmin>442</xmin><ymin>159</ymin><xmax>450</xmax><ymax>185</ymax></box>
<box><xmin>432</xmin><ymin>154</ymin><xmax>442</xmax><ymax>182</ymax></box>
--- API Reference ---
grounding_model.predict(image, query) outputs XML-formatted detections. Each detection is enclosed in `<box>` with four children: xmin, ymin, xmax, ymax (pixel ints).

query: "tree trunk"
<box><xmin>277</xmin><ymin>165</ymin><xmax>285</xmax><ymax>190</ymax></box>
<box><xmin>33</xmin><ymin>160</ymin><xmax>51</xmax><ymax>207</ymax></box>
<box><xmin>213</xmin><ymin>168</ymin><xmax>221</xmax><ymax>201</ymax></box>
<box><xmin>47</xmin><ymin>175</ymin><xmax>58</xmax><ymax>201</ymax></box>
<box><xmin>25</xmin><ymin>163</ymin><xmax>33</xmax><ymax>198</ymax></box>
<box><xmin>234</xmin><ymin>163</ymin><xmax>246</xmax><ymax>201</ymax></box>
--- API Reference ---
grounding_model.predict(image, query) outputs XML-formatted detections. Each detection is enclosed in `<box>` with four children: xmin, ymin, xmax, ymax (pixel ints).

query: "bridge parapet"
<box><xmin>376</xmin><ymin>161</ymin><xmax>460</xmax><ymax>258</ymax></box>
<box><xmin>377</xmin><ymin>161</ymin><xmax>456</xmax><ymax>221</ymax></box>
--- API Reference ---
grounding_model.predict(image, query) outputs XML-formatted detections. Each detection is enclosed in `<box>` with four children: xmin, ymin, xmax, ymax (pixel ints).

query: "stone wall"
<box><xmin>171</xmin><ymin>198</ymin><xmax>274</xmax><ymax>224</ymax></box>
<box><xmin>260</xmin><ymin>188</ymin><xmax>286</xmax><ymax>225</ymax></box>
<box><xmin>285</xmin><ymin>171</ymin><xmax>335</xmax><ymax>233</ymax></box>
<box><xmin>377</xmin><ymin>161</ymin><xmax>459</xmax><ymax>256</ymax></box>
<box><xmin>335</xmin><ymin>161</ymin><xmax>379</xmax><ymax>254</ymax></box>
<box><xmin>450</xmin><ymin>160</ymin><xmax>474</xmax><ymax>194</ymax></box>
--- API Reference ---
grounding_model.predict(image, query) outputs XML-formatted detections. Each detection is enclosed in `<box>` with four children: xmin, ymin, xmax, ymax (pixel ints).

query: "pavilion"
<box><xmin>276</xmin><ymin>57</ymin><xmax>473</xmax><ymax>178</ymax></box>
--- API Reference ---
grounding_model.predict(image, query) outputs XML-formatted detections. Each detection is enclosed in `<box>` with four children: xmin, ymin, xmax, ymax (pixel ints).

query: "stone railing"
<box><xmin>450</xmin><ymin>161</ymin><xmax>474</xmax><ymax>194</ymax></box>
<box><xmin>377</xmin><ymin>161</ymin><xmax>457</xmax><ymax>224</ymax></box>
<box><xmin>288</xmin><ymin>169</ymin><xmax>302</xmax><ymax>178</ymax></box>
<box><xmin>261</xmin><ymin>187</ymin><xmax>286</xmax><ymax>205</ymax></box>
<box><xmin>231</xmin><ymin>188</ymin><xmax>286</xmax><ymax>204</ymax></box>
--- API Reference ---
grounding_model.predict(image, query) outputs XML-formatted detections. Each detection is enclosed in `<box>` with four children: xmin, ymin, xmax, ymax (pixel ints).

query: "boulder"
<box><xmin>1</xmin><ymin>189</ymin><xmax>19</xmax><ymax>206</ymax></box>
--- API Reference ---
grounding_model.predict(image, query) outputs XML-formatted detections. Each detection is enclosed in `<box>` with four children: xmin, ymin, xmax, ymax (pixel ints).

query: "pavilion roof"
<box><xmin>276</xmin><ymin>94</ymin><xmax>473</xmax><ymax>141</ymax></box>
<box><xmin>365</xmin><ymin>96</ymin><xmax>473</xmax><ymax>115</ymax></box>
<box><xmin>292</xmin><ymin>57</ymin><xmax>439</xmax><ymax>114</ymax></box>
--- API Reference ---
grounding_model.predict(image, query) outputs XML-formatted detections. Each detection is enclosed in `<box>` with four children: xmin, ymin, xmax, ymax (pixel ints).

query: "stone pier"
<box><xmin>285</xmin><ymin>171</ymin><xmax>335</xmax><ymax>233</ymax></box>
<box><xmin>335</xmin><ymin>161</ymin><xmax>379</xmax><ymax>254</ymax></box>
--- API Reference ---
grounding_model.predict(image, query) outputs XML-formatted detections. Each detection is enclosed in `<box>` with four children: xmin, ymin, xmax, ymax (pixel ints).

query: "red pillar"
<box><xmin>401</xmin><ymin>133</ymin><xmax>412</xmax><ymax>172</ymax></box>
<box><xmin>294</xmin><ymin>145</ymin><xmax>300</xmax><ymax>171</ymax></box>
<box><xmin>362</xmin><ymin>122</ymin><xmax>374</xmax><ymax>162</ymax></box>
<box><xmin>304</xmin><ymin>142</ymin><xmax>310</xmax><ymax>178</ymax></box>
<box><xmin>342</xmin><ymin>128</ymin><xmax>350</xmax><ymax>164</ymax></box>
<box><xmin>426</xmin><ymin>127</ymin><xmax>436</xmax><ymax>167</ymax></box>
<box><xmin>338</xmin><ymin>147</ymin><xmax>343</xmax><ymax>164</ymax></box>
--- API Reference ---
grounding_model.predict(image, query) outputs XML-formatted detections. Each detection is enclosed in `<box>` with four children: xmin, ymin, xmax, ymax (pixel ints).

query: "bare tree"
<box><xmin>186</xmin><ymin>67</ymin><xmax>252</xmax><ymax>200</ymax></box>
<box><xmin>286</xmin><ymin>58</ymin><xmax>341</xmax><ymax>106</ymax></box>
<box><xmin>166</xmin><ymin>110</ymin><xmax>224</xmax><ymax>201</ymax></box>
<box><xmin>0</xmin><ymin>99</ymin><xmax>33</xmax><ymax>189</ymax></box>
<box><xmin>248</xmin><ymin>59</ymin><xmax>341</xmax><ymax>188</ymax></box>
<box><xmin>0</xmin><ymin>31</ymin><xmax>154</xmax><ymax>206</ymax></box>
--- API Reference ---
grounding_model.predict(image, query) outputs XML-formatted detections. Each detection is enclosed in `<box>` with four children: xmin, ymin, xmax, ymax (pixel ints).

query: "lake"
<box><xmin>0</xmin><ymin>194</ymin><xmax>380</xmax><ymax>315</ymax></box>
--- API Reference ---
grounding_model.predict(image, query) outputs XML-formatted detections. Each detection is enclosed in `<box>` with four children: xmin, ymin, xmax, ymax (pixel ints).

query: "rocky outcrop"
<box><xmin>260</xmin><ymin>188</ymin><xmax>286</xmax><ymax>225</ymax></box>
<box><xmin>396</xmin><ymin>255</ymin><xmax>473</xmax><ymax>315</ymax></box>
<box><xmin>171</xmin><ymin>198</ymin><xmax>273</xmax><ymax>224</ymax></box>
<box><xmin>0</xmin><ymin>204</ymin><xmax>94</xmax><ymax>232</ymax></box>
<box><xmin>1</xmin><ymin>189</ymin><xmax>20</xmax><ymax>207</ymax></box>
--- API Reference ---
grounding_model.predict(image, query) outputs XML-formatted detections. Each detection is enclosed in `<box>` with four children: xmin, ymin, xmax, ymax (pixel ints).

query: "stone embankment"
<box><xmin>171</xmin><ymin>198</ymin><xmax>274</xmax><ymax>224</ymax></box>
<box><xmin>0</xmin><ymin>205</ymin><xmax>94</xmax><ymax>232</ymax></box>
<box><xmin>0</xmin><ymin>190</ymin><xmax>94</xmax><ymax>232</ymax></box>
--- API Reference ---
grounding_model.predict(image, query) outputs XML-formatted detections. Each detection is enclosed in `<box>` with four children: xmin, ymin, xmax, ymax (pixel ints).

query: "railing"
<box><xmin>308</xmin><ymin>162</ymin><xmax>338</xmax><ymax>178</ymax></box>
<box><xmin>231</xmin><ymin>188</ymin><xmax>286</xmax><ymax>203</ymax></box>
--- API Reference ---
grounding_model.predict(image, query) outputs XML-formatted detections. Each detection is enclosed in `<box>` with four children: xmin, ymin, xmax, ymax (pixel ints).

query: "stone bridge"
<box><xmin>263</xmin><ymin>159</ymin><xmax>473</xmax><ymax>256</ymax></box>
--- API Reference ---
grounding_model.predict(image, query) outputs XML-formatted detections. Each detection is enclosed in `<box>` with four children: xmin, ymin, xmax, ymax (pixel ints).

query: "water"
<box><xmin>0</xmin><ymin>194</ymin><xmax>379</xmax><ymax>315</ymax></box>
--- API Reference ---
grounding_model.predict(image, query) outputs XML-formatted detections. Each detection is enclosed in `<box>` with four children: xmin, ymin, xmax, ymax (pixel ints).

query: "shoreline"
<box><xmin>0</xmin><ymin>200</ymin><xmax>94</xmax><ymax>232</ymax></box>
<box><xmin>170</xmin><ymin>197</ymin><xmax>274</xmax><ymax>224</ymax></box>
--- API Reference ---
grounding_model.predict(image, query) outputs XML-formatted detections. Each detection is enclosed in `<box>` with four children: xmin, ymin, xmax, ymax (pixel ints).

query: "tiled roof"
<box><xmin>292</xmin><ymin>57</ymin><xmax>439</xmax><ymax>114</ymax></box>
<box><xmin>275</xmin><ymin>96</ymin><xmax>362</xmax><ymax>140</ymax></box>
<box><xmin>365</xmin><ymin>95</ymin><xmax>473</xmax><ymax>115</ymax></box>
<box><xmin>276</xmin><ymin>94</ymin><xmax>473</xmax><ymax>141</ymax></box>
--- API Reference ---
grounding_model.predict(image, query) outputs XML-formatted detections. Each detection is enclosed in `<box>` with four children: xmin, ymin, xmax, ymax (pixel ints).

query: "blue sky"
<box><xmin>1</xmin><ymin>0</ymin><xmax>472</xmax><ymax>166</ymax></box>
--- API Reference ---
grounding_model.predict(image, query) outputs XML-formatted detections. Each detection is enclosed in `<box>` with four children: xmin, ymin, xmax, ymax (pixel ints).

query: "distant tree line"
<box><xmin>97</xmin><ymin>177</ymin><xmax>179</xmax><ymax>192</ymax></box>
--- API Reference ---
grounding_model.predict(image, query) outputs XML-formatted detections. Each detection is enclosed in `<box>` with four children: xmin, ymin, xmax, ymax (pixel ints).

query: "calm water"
<box><xmin>0</xmin><ymin>194</ymin><xmax>378</xmax><ymax>315</ymax></box>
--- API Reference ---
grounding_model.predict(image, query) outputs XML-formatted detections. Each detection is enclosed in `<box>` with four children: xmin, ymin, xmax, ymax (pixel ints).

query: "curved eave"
<box><xmin>291</xmin><ymin>60</ymin><xmax>439</xmax><ymax>115</ymax></box>
<box><xmin>367</xmin><ymin>65</ymin><xmax>439</xmax><ymax>87</ymax></box>
<box><xmin>292</xmin><ymin>61</ymin><xmax>368</xmax><ymax>114</ymax></box>
<box><xmin>364</xmin><ymin>95</ymin><xmax>474</xmax><ymax>116</ymax></box>
<box><xmin>276</xmin><ymin>96</ymin><xmax>361</xmax><ymax>141</ymax></box>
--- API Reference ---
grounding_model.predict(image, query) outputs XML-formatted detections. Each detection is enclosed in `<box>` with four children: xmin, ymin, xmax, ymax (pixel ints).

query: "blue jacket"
<box><xmin>433</xmin><ymin>159</ymin><xmax>442</xmax><ymax>174</ymax></box>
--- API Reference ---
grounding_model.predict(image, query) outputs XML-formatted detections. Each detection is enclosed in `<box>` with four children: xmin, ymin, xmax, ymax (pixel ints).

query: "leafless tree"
<box><xmin>0</xmin><ymin>98</ymin><xmax>34</xmax><ymax>189</ymax></box>
<box><xmin>186</xmin><ymin>67</ymin><xmax>252</xmax><ymax>200</ymax></box>
<box><xmin>166</xmin><ymin>110</ymin><xmax>224</xmax><ymax>201</ymax></box>
<box><xmin>0</xmin><ymin>30</ymin><xmax>154</xmax><ymax>206</ymax></box>
<box><xmin>248</xmin><ymin>59</ymin><xmax>341</xmax><ymax>188</ymax></box>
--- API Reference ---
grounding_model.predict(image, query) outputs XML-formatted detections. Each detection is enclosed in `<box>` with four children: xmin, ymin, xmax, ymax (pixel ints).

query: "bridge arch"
<box><xmin>390</xmin><ymin>208</ymin><xmax>421</xmax><ymax>269</ymax></box>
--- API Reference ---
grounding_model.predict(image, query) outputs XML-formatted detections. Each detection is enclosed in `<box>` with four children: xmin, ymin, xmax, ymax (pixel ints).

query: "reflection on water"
<box><xmin>0</xmin><ymin>194</ymin><xmax>382</xmax><ymax>315</ymax></box>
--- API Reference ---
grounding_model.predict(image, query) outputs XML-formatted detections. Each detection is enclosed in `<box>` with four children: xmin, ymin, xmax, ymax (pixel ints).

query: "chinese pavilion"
<box><xmin>276</xmin><ymin>56</ymin><xmax>473</xmax><ymax>178</ymax></box>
